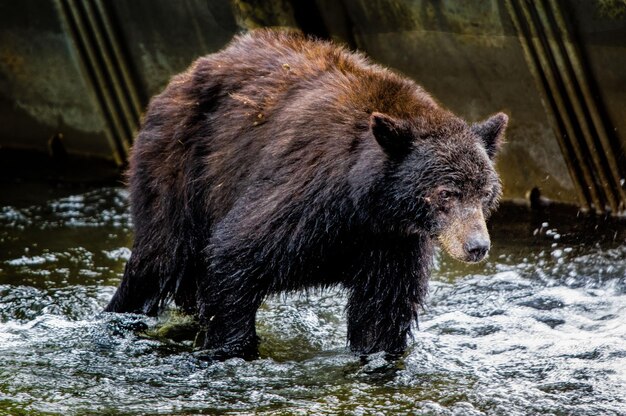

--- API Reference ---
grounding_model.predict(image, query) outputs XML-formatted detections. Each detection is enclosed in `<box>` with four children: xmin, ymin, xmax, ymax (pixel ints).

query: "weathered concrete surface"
<box><xmin>0</xmin><ymin>0</ymin><xmax>240</xmax><ymax>164</ymax></box>
<box><xmin>572</xmin><ymin>0</ymin><xmax>626</xmax><ymax>164</ymax></box>
<box><xmin>110</xmin><ymin>0</ymin><xmax>239</xmax><ymax>98</ymax></box>
<box><xmin>0</xmin><ymin>1</ymin><xmax>112</xmax><ymax>159</ymax></box>
<box><xmin>0</xmin><ymin>0</ymin><xmax>624</xmax><ymax>212</ymax></box>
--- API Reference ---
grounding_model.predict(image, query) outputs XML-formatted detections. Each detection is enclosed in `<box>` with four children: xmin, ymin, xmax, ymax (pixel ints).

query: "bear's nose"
<box><xmin>464</xmin><ymin>236</ymin><xmax>490</xmax><ymax>262</ymax></box>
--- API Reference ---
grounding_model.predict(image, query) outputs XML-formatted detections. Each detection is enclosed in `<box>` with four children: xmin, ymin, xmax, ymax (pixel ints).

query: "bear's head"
<box><xmin>370</xmin><ymin>111</ymin><xmax>508</xmax><ymax>263</ymax></box>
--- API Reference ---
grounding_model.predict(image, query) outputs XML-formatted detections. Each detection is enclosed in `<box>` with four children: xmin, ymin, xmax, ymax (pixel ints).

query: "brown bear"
<box><xmin>105</xmin><ymin>29</ymin><xmax>507</xmax><ymax>360</ymax></box>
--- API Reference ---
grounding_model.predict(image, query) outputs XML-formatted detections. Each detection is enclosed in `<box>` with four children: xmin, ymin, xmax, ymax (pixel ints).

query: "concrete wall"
<box><xmin>0</xmin><ymin>0</ymin><xmax>624</xmax><ymax>213</ymax></box>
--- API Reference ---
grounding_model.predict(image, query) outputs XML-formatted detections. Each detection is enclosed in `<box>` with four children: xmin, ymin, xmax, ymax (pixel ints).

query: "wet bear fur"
<box><xmin>105</xmin><ymin>29</ymin><xmax>507</xmax><ymax>360</ymax></box>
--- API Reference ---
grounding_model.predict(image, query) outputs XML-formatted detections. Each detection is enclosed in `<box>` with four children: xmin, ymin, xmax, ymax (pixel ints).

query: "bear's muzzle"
<box><xmin>438</xmin><ymin>205</ymin><xmax>491</xmax><ymax>263</ymax></box>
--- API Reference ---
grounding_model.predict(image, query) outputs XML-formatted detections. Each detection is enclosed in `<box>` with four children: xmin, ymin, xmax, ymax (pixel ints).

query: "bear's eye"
<box><xmin>438</xmin><ymin>189</ymin><xmax>457</xmax><ymax>201</ymax></box>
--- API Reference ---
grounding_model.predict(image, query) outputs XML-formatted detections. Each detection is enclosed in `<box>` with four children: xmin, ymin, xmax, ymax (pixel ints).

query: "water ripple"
<box><xmin>0</xmin><ymin>188</ymin><xmax>625</xmax><ymax>415</ymax></box>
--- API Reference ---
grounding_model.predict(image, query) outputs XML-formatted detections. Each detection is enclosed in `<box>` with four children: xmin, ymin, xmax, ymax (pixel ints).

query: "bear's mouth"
<box><xmin>435</xmin><ymin>204</ymin><xmax>492</xmax><ymax>263</ymax></box>
<box><xmin>438</xmin><ymin>234</ymin><xmax>490</xmax><ymax>263</ymax></box>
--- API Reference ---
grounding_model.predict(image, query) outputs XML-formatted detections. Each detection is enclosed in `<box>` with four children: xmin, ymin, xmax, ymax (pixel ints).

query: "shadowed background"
<box><xmin>1</xmin><ymin>0</ymin><xmax>625</xmax><ymax>214</ymax></box>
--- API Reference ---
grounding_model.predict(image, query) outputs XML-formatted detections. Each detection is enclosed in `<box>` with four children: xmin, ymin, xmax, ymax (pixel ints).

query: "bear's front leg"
<box><xmin>346</xmin><ymin>237</ymin><xmax>431</xmax><ymax>359</ymax></box>
<box><xmin>347</xmin><ymin>285</ymin><xmax>418</xmax><ymax>359</ymax></box>
<box><xmin>195</xmin><ymin>273</ymin><xmax>267</xmax><ymax>361</ymax></box>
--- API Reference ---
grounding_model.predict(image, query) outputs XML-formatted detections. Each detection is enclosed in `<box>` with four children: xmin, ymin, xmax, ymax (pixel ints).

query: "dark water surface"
<box><xmin>0</xmin><ymin>187</ymin><xmax>625</xmax><ymax>415</ymax></box>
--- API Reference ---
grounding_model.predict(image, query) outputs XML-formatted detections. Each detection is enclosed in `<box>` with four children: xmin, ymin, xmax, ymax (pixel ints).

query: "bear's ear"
<box><xmin>370</xmin><ymin>112</ymin><xmax>413</xmax><ymax>155</ymax></box>
<box><xmin>471</xmin><ymin>112</ymin><xmax>508</xmax><ymax>159</ymax></box>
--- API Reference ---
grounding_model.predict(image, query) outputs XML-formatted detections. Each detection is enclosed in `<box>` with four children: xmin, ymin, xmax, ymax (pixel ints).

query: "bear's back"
<box><xmin>206</xmin><ymin>29</ymin><xmax>370</xmax><ymax>86</ymax></box>
<box><xmin>191</xmin><ymin>29</ymin><xmax>437</xmax><ymax>126</ymax></box>
<box><xmin>131</xmin><ymin>29</ymin><xmax>446</xmax><ymax>226</ymax></box>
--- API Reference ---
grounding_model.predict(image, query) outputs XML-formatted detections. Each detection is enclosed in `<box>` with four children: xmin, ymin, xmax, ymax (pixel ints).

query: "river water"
<box><xmin>0</xmin><ymin>186</ymin><xmax>624</xmax><ymax>415</ymax></box>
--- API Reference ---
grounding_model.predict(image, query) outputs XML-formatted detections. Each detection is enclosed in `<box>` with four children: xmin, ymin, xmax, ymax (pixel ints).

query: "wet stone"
<box><xmin>533</xmin><ymin>316</ymin><xmax>566</xmax><ymax>329</ymax></box>
<box><xmin>518</xmin><ymin>296</ymin><xmax>565</xmax><ymax>310</ymax></box>
<box><xmin>537</xmin><ymin>381</ymin><xmax>594</xmax><ymax>393</ymax></box>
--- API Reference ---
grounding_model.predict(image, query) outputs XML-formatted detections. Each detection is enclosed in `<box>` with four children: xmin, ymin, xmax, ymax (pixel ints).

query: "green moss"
<box><xmin>145</xmin><ymin>310</ymin><xmax>201</xmax><ymax>343</ymax></box>
<box><xmin>596</xmin><ymin>0</ymin><xmax>626</xmax><ymax>19</ymax></box>
<box><xmin>231</xmin><ymin>0</ymin><xmax>298</xmax><ymax>29</ymax></box>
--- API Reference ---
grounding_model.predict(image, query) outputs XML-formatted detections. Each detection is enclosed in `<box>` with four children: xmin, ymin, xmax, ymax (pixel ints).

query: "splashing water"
<box><xmin>0</xmin><ymin>188</ymin><xmax>625</xmax><ymax>415</ymax></box>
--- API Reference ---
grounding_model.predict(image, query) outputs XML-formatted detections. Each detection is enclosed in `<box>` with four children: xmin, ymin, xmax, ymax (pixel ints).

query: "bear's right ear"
<box><xmin>370</xmin><ymin>112</ymin><xmax>413</xmax><ymax>155</ymax></box>
<box><xmin>471</xmin><ymin>112</ymin><xmax>508</xmax><ymax>160</ymax></box>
